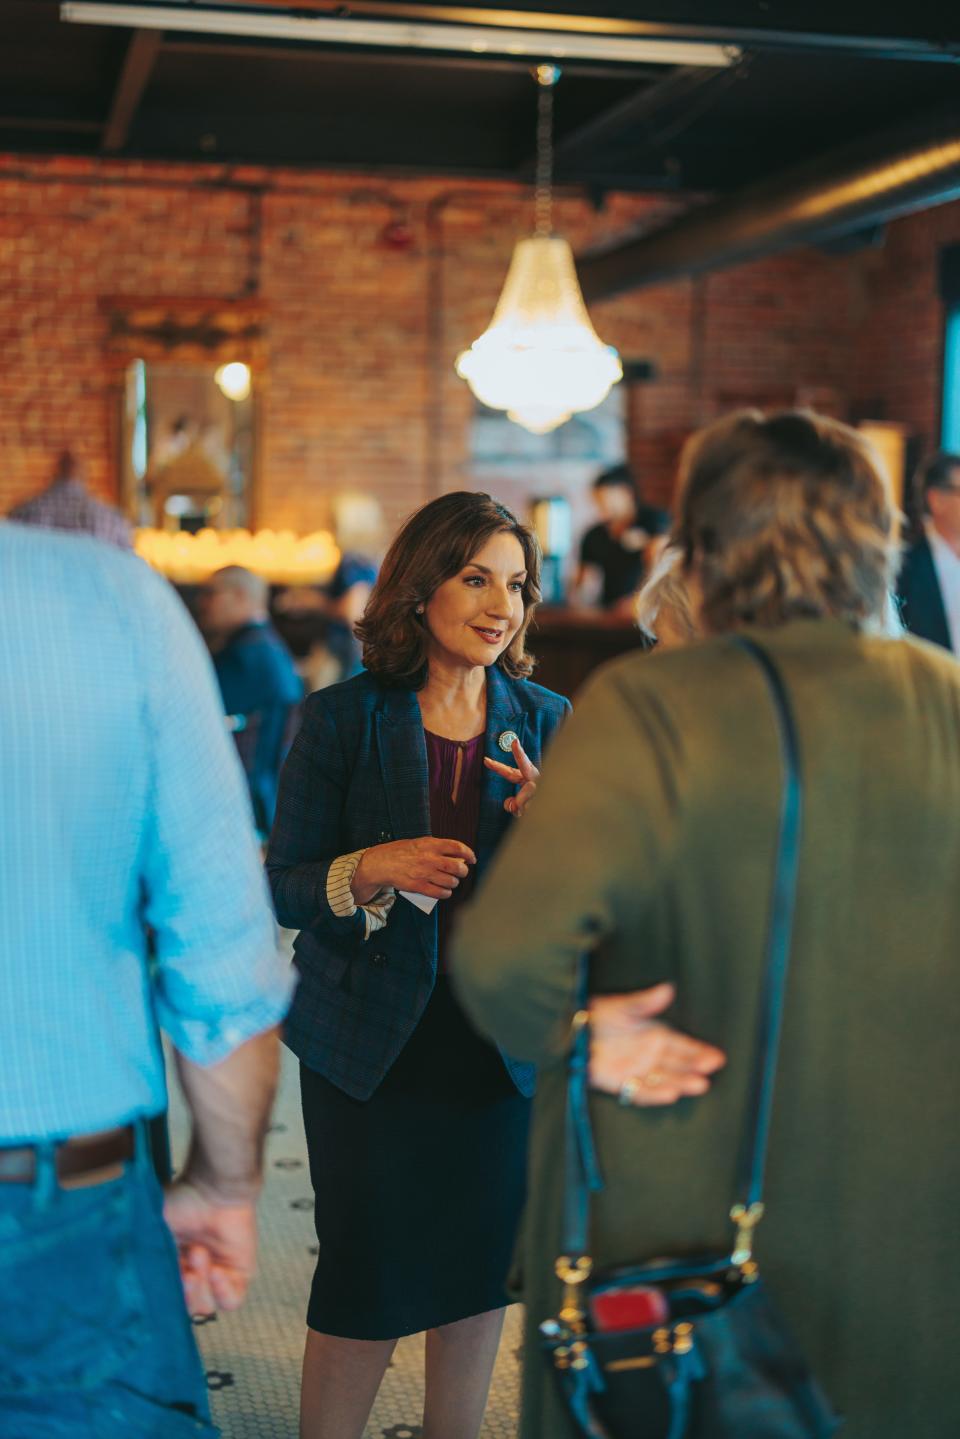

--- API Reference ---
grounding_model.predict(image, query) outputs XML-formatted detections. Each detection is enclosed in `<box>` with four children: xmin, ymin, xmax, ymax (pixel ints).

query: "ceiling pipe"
<box><xmin>577</xmin><ymin>103</ymin><xmax>960</xmax><ymax>303</ymax></box>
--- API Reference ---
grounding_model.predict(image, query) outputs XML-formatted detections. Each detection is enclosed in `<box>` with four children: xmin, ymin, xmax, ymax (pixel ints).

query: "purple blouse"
<box><xmin>425</xmin><ymin>730</ymin><xmax>484</xmax><ymax>971</ymax></box>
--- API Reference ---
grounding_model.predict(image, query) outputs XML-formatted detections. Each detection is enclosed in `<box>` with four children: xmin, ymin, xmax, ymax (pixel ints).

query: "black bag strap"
<box><xmin>562</xmin><ymin>957</ymin><xmax>603</xmax><ymax>1259</ymax></box>
<box><xmin>560</xmin><ymin>636</ymin><xmax>803</xmax><ymax>1265</ymax></box>
<box><xmin>731</xmin><ymin>636</ymin><xmax>803</xmax><ymax>1218</ymax></box>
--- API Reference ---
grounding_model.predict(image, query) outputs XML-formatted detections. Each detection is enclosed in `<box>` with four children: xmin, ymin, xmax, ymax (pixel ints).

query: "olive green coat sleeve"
<box><xmin>452</xmin><ymin>661</ymin><xmax>680</xmax><ymax>1067</ymax></box>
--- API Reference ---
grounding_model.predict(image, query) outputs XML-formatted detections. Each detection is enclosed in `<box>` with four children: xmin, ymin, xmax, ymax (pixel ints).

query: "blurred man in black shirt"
<box><xmin>576</xmin><ymin>465</ymin><xmax>670</xmax><ymax>611</ymax></box>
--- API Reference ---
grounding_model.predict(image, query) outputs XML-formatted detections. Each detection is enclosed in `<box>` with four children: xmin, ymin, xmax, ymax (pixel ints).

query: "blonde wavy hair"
<box><xmin>634</xmin><ymin>546</ymin><xmax>698</xmax><ymax>647</ymax></box>
<box><xmin>674</xmin><ymin>410</ymin><xmax>899</xmax><ymax>634</ymax></box>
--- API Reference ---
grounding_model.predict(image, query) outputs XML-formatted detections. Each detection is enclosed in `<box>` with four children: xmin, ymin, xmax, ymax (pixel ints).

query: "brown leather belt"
<box><xmin>0</xmin><ymin>1125</ymin><xmax>136</xmax><ymax>1187</ymax></box>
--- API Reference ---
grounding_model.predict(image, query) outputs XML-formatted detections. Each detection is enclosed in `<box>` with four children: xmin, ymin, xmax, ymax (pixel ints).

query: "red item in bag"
<box><xmin>589</xmin><ymin>1286</ymin><xmax>670</xmax><ymax>1332</ymax></box>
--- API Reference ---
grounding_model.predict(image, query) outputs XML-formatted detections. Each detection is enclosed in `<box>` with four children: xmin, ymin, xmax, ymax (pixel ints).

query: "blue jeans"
<box><xmin>0</xmin><ymin>1121</ymin><xmax>217</xmax><ymax>1437</ymax></box>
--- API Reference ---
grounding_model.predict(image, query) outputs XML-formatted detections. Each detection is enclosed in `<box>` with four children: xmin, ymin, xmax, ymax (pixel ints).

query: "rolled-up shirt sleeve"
<box><xmin>139</xmin><ymin>577</ymin><xmax>295</xmax><ymax>1066</ymax></box>
<box><xmin>326</xmin><ymin>849</ymin><xmax>396</xmax><ymax>938</ymax></box>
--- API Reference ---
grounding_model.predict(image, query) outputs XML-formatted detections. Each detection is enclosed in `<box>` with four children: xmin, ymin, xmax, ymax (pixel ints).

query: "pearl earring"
<box><xmin>415</xmin><ymin>604</ymin><xmax>424</xmax><ymax>614</ymax></box>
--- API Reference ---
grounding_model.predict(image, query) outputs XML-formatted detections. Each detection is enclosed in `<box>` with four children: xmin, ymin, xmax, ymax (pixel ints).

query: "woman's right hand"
<box><xmin>352</xmin><ymin>838</ymin><xmax>476</xmax><ymax>904</ymax></box>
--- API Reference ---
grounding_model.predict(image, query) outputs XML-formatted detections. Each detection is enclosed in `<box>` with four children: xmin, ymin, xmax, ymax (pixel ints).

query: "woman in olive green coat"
<box><xmin>453</xmin><ymin>411</ymin><xmax>960</xmax><ymax>1439</ymax></box>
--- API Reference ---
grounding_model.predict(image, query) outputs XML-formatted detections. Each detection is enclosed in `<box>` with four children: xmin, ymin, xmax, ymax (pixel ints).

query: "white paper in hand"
<box><xmin>399</xmin><ymin>890</ymin><xmax>439</xmax><ymax>915</ymax></box>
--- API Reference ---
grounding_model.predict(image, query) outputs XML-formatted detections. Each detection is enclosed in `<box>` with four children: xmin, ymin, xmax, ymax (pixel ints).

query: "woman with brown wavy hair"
<box><xmin>267</xmin><ymin>490</ymin><xmax>724</xmax><ymax>1439</ymax></box>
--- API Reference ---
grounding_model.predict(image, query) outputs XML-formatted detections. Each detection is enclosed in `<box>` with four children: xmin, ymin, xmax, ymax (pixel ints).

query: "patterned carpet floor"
<box><xmin>167</xmin><ymin>1042</ymin><xmax>523</xmax><ymax>1438</ymax></box>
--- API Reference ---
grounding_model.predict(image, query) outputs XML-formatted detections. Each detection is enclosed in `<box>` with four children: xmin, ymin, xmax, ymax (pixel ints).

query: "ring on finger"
<box><xmin>618</xmin><ymin>1071</ymin><xmax>665</xmax><ymax>1106</ymax></box>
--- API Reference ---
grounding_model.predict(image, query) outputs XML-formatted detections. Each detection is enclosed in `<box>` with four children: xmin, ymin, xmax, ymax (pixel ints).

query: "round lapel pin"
<box><xmin>498</xmin><ymin>730</ymin><xmax>520</xmax><ymax>753</ymax></box>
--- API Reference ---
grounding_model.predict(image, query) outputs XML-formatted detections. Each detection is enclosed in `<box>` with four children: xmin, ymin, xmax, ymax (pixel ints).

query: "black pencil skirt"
<box><xmin>299</xmin><ymin>976</ymin><xmax>531</xmax><ymax>1340</ymax></box>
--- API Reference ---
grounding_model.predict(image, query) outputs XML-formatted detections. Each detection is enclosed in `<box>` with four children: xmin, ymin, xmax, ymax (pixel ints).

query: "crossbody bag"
<box><xmin>540</xmin><ymin>636</ymin><xmax>842</xmax><ymax>1439</ymax></box>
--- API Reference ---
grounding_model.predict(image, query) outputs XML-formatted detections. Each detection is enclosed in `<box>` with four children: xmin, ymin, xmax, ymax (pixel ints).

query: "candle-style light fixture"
<box><xmin>134</xmin><ymin>526</ymin><xmax>340</xmax><ymax>585</ymax></box>
<box><xmin>456</xmin><ymin>64</ymin><xmax>622</xmax><ymax>435</ymax></box>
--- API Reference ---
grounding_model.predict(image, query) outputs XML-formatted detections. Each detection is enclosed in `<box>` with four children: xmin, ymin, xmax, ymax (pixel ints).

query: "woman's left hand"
<box><xmin>588</xmin><ymin>985</ymin><xmax>726</xmax><ymax>1106</ymax></box>
<box><xmin>484</xmin><ymin>739</ymin><xmax>540</xmax><ymax>817</ymax></box>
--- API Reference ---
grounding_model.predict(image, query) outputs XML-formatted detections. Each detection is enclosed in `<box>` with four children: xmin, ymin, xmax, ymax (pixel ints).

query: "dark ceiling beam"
<box><xmin>159</xmin><ymin>35</ymin><xmax>647</xmax><ymax>80</ymax></box>
<box><xmin>555</xmin><ymin>67</ymin><xmax>720</xmax><ymax>160</ymax></box>
<box><xmin>102</xmin><ymin>27</ymin><xmax>162</xmax><ymax>153</ymax></box>
<box><xmin>228</xmin><ymin>2</ymin><xmax>960</xmax><ymax>62</ymax></box>
<box><xmin>577</xmin><ymin>103</ymin><xmax>960</xmax><ymax>301</ymax></box>
<box><xmin>515</xmin><ymin>65</ymin><xmax>724</xmax><ymax>179</ymax></box>
<box><xmin>0</xmin><ymin>116</ymin><xmax>103</xmax><ymax>132</ymax></box>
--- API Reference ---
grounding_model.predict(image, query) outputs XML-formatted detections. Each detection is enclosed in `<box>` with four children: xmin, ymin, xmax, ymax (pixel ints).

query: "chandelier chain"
<box><xmin>534</xmin><ymin>68</ymin><xmax>556</xmax><ymax>237</ymax></box>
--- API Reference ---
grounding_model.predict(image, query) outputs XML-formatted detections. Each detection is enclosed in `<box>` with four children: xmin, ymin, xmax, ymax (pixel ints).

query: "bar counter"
<box><xmin>526</xmin><ymin>606</ymin><xmax>650</xmax><ymax>701</ymax></box>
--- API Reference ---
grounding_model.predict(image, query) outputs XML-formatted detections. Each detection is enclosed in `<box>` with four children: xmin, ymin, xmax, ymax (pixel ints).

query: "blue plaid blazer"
<box><xmin>266</xmin><ymin>665</ymin><xmax>571</xmax><ymax>1100</ymax></box>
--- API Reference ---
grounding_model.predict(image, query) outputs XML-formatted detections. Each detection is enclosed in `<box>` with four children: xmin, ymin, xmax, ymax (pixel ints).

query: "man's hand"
<box><xmin>589</xmin><ymin>983</ymin><xmax>725</xmax><ymax>1106</ymax></box>
<box><xmin>163</xmin><ymin>1178</ymin><xmax>258</xmax><ymax>1315</ymax></box>
<box><xmin>170</xmin><ymin>1027</ymin><xmax>278</xmax><ymax>1313</ymax></box>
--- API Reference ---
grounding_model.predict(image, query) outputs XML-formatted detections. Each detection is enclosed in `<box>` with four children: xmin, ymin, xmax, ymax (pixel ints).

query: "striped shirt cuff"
<box><xmin>326</xmin><ymin>850</ymin><xmax>396</xmax><ymax>941</ymax></box>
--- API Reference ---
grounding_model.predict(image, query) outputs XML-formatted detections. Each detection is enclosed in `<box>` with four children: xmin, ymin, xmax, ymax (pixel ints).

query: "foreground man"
<box><xmin>0</xmin><ymin>524</ymin><xmax>293</xmax><ymax>1436</ymax></box>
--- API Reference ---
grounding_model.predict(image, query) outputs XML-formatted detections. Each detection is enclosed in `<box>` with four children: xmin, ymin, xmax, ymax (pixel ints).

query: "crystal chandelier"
<box><xmin>456</xmin><ymin>64</ymin><xmax>622</xmax><ymax>434</ymax></box>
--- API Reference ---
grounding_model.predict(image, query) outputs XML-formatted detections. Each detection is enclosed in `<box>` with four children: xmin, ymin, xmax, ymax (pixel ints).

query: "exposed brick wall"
<box><xmin>2</xmin><ymin>152</ymin><xmax>919</xmax><ymax>536</ymax></box>
<box><xmin>0</xmin><ymin>158</ymin><xmax>254</xmax><ymax>513</ymax></box>
<box><xmin>850</xmin><ymin>201</ymin><xmax>960</xmax><ymax>447</ymax></box>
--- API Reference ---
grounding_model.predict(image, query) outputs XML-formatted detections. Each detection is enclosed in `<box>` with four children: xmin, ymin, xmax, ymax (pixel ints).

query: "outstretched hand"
<box><xmin>589</xmin><ymin>983</ymin><xmax>726</xmax><ymax>1106</ymax></box>
<box><xmin>163</xmin><ymin>1178</ymin><xmax>259</xmax><ymax>1316</ymax></box>
<box><xmin>484</xmin><ymin>739</ymin><xmax>540</xmax><ymax>817</ymax></box>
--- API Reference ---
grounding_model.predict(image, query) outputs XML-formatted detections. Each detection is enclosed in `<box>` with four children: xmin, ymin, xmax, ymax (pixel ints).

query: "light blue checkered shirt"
<box><xmin>0</xmin><ymin>524</ymin><xmax>294</xmax><ymax>1143</ymax></box>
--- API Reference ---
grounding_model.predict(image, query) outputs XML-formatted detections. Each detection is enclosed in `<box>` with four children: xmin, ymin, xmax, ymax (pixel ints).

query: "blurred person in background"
<box><xmin>324</xmin><ymin>550</ymin><xmax>379</xmax><ymax>679</ymax></box>
<box><xmin>897</xmin><ymin>450</ymin><xmax>960</xmax><ymax>655</ymax></box>
<box><xmin>0</xmin><ymin>524</ymin><xmax>293</xmax><ymax>1436</ymax></box>
<box><xmin>272</xmin><ymin>554</ymin><xmax>380</xmax><ymax>694</ymax></box>
<box><xmin>198</xmin><ymin>564</ymin><xmax>304</xmax><ymax>836</ymax></box>
<box><xmin>574</xmin><ymin>464</ymin><xmax>670</xmax><ymax>613</ymax></box>
<box><xmin>266</xmin><ymin>491</ymin><xmax>723</xmax><ymax>1439</ymax></box>
<box><xmin>325</xmin><ymin>489</ymin><xmax>385</xmax><ymax>680</ymax></box>
<box><xmin>7</xmin><ymin>448</ymin><xmax>133</xmax><ymax>549</ymax></box>
<box><xmin>272</xmin><ymin>487</ymin><xmax>384</xmax><ymax>693</ymax></box>
<box><xmin>454</xmin><ymin>411</ymin><xmax>960</xmax><ymax>1439</ymax></box>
